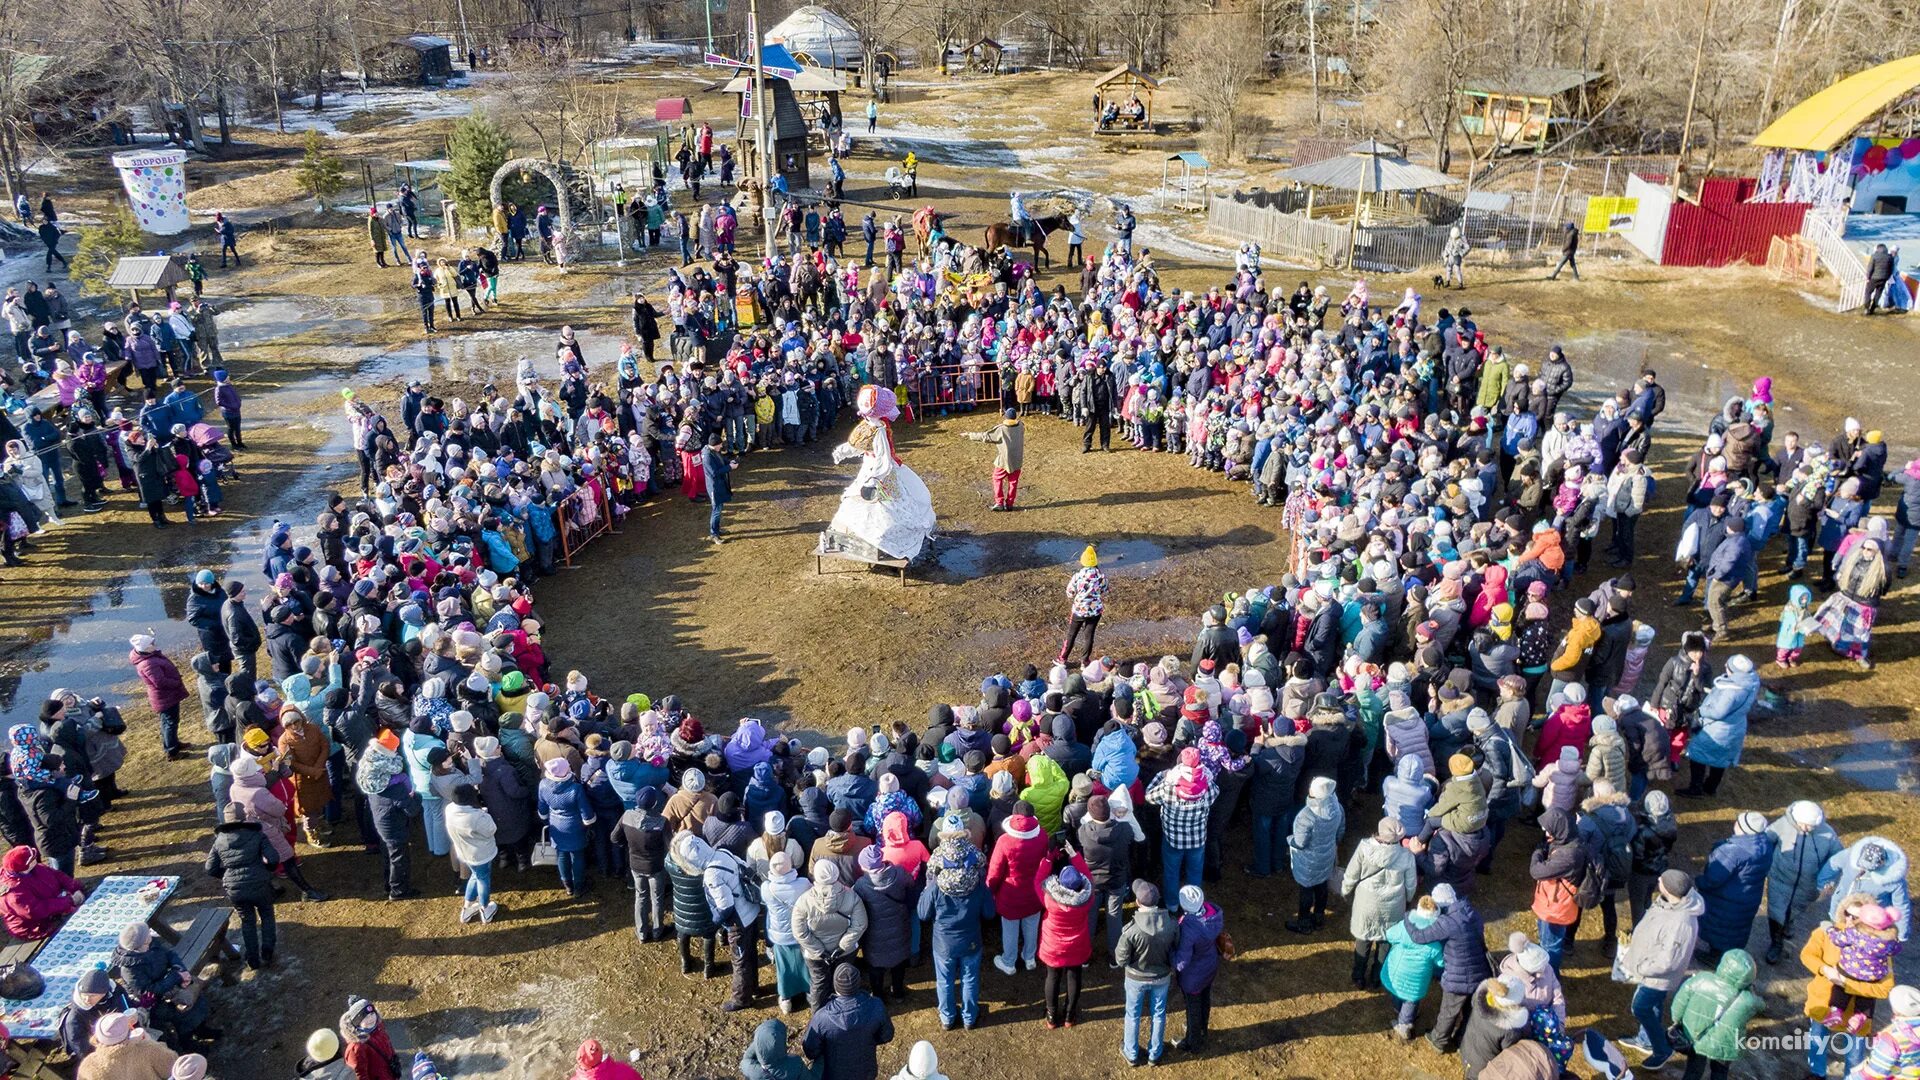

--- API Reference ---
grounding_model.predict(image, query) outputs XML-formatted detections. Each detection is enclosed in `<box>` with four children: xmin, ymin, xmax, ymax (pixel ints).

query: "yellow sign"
<box><xmin>1584</xmin><ymin>196</ymin><xmax>1639</xmax><ymax>233</ymax></box>
<box><xmin>734</xmin><ymin>292</ymin><xmax>758</xmax><ymax>327</ymax></box>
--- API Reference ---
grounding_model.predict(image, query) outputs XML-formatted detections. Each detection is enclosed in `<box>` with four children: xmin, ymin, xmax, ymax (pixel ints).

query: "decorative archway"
<box><xmin>489</xmin><ymin>157</ymin><xmax>573</xmax><ymax>256</ymax></box>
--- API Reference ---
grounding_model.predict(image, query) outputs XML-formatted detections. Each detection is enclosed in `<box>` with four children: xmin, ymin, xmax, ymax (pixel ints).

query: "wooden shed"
<box><xmin>1458</xmin><ymin>68</ymin><xmax>1603</xmax><ymax>154</ymax></box>
<box><xmin>368</xmin><ymin>34</ymin><xmax>455</xmax><ymax>84</ymax></box>
<box><xmin>506</xmin><ymin>21</ymin><xmax>567</xmax><ymax>59</ymax></box>
<box><xmin>1092</xmin><ymin>65</ymin><xmax>1158</xmax><ymax>134</ymax></box>
<box><xmin>108</xmin><ymin>255</ymin><xmax>188</xmax><ymax>304</ymax></box>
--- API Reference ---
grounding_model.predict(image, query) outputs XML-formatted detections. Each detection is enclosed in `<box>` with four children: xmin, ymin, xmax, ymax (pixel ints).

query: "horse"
<box><xmin>983</xmin><ymin>214</ymin><xmax>1070</xmax><ymax>271</ymax></box>
<box><xmin>911</xmin><ymin>206</ymin><xmax>948</xmax><ymax>257</ymax></box>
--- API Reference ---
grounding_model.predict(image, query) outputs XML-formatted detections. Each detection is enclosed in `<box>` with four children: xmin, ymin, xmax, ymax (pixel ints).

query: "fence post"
<box><xmin>1523</xmin><ymin>160</ymin><xmax>1545</xmax><ymax>251</ymax></box>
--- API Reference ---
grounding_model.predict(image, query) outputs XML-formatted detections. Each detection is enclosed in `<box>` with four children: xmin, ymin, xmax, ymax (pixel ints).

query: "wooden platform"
<box><xmin>814</xmin><ymin>541</ymin><xmax>910</xmax><ymax>584</ymax></box>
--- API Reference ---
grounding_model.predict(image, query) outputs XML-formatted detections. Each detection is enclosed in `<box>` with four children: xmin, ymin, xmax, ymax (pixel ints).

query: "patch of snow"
<box><xmin>250</xmin><ymin>86</ymin><xmax>477</xmax><ymax>134</ymax></box>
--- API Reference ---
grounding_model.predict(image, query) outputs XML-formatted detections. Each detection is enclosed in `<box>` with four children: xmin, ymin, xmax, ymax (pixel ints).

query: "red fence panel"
<box><xmin>1660</xmin><ymin>198</ymin><xmax>1809</xmax><ymax>267</ymax></box>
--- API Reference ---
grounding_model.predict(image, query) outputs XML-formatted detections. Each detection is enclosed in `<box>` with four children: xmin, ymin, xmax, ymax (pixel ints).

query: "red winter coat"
<box><xmin>986</xmin><ymin>814</ymin><xmax>1049</xmax><ymax>920</ymax></box>
<box><xmin>130</xmin><ymin>648</ymin><xmax>189</xmax><ymax>712</ymax></box>
<box><xmin>1533</xmin><ymin>703</ymin><xmax>1593</xmax><ymax>768</ymax></box>
<box><xmin>0</xmin><ymin>862</ymin><xmax>80</xmax><ymax>939</ymax></box>
<box><xmin>1035</xmin><ymin>852</ymin><xmax>1095</xmax><ymax>968</ymax></box>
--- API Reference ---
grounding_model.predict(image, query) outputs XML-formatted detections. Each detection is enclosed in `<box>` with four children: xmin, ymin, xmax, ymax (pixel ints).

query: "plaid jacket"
<box><xmin>1146</xmin><ymin>770</ymin><xmax>1218</xmax><ymax>851</ymax></box>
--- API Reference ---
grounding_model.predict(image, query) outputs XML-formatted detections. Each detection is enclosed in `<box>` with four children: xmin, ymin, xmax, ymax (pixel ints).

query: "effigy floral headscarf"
<box><xmin>856</xmin><ymin>385</ymin><xmax>903</xmax><ymax>463</ymax></box>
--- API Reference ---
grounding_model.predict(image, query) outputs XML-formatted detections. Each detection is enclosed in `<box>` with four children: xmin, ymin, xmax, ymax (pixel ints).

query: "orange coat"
<box><xmin>276</xmin><ymin>721</ymin><xmax>331</xmax><ymax>820</ymax></box>
<box><xmin>1800</xmin><ymin>924</ymin><xmax>1894</xmax><ymax>1032</ymax></box>
<box><xmin>1520</xmin><ymin>528</ymin><xmax>1566</xmax><ymax>572</ymax></box>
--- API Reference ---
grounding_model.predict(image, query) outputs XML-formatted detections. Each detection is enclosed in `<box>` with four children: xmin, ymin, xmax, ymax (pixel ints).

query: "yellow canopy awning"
<box><xmin>1755</xmin><ymin>54</ymin><xmax>1920</xmax><ymax>152</ymax></box>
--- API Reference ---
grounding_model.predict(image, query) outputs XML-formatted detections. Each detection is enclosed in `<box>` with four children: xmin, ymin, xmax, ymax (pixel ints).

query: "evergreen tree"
<box><xmin>69</xmin><ymin>205</ymin><xmax>147</xmax><ymax>298</ymax></box>
<box><xmin>295</xmin><ymin>130</ymin><xmax>348</xmax><ymax>208</ymax></box>
<box><xmin>445</xmin><ymin>115</ymin><xmax>514</xmax><ymax>234</ymax></box>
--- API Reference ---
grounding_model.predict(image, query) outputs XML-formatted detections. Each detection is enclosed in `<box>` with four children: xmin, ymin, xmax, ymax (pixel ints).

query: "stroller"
<box><xmin>187</xmin><ymin>422</ymin><xmax>236</xmax><ymax>480</ymax></box>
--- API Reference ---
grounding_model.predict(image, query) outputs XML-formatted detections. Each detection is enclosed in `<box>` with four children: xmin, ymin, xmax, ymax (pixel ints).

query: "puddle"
<box><xmin>1560</xmin><ymin>329</ymin><xmax>1751</xmax><ymax>429</ymax></box>
<box><xmin>934</xmin><ymin>538</ymin><xmax>988</xmax><ymax>578</ymax></box>
<box><xmin>217</xmin><ymin>296</ymin><xmax>387</xmax><ymax>347</ymax></box>
<box><xmin>361</xmin><ymin>327</ymin><xmax>629</xmax><ymax>388</ymax></box>
<box><xmin>1788</xmin><ymin>724</ymin><xmax>1920</xmax><ymax>795</ymax></box>
<box><xmin>1032</xmin><ymin>537</ymin><xmax>1168</xmax><ymax>576</ymax></box>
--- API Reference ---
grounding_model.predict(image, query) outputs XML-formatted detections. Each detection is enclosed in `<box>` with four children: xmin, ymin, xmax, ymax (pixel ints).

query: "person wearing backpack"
<box><xmin>1529</xmin><ymin>808</ymin><xmax>1589</xmax><ymax>973</ymax></box>
<box><xmin>1470</xmin><ymin>707</ymin><xmax>1530</xmax><ymax>873</ymax></box>
<box><xmin>1575</xmin><ymin>778</ymin><xmax>1636</xmax><ymax>956</ymax></box>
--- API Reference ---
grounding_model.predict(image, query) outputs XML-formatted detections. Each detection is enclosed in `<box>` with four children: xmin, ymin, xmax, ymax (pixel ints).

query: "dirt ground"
<box><xmin>5</xmin><ymin>57</ymin><xmax>1920</xmax><ymax>1080</ymax></box>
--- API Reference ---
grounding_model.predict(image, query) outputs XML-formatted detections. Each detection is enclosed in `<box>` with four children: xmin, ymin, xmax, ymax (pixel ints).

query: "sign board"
<box><xmin>1583</xmin><ymin>196</ymin><xmax>1639</xmax><ymax>234</ymax></box>
<box><xmin>702</xmin><ymin>51</ymin><xmax>800</xmax><ymax>79</ymax></box>
<box><xmin>110</xmin><ymin>149</ymin><xmax>190</xmax><ymax>235</ymax></box>
<box><xmin>740</xmin><ymin>86</ymin><xmax>753</xmax><ymax>119</ymax></box>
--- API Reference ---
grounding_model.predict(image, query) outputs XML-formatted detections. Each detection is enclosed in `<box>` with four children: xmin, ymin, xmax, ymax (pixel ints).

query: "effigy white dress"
<box><xmin>822</xmin><ymin>420</ymin><xmax>936</xmax><ymax>561</ymax></box>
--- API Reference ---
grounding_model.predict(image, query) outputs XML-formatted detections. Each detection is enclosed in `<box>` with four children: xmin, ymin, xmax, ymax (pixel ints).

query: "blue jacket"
<box><xmin>1091</xmin><ymin>727</ymin><xmax>1138</xmax><ymax>791</ymax></box>
<box><xmin>1382</xmin><ymin>910</ymin><xmax>1445</xmax><ymax>1003</ymax></box>
<box><xmin>538</xmin><ymin>775</ymin><xmax>596</xmax><ymax>851</ymax></box>
<box><xmin>605</xmin><ymin>757</ymin><xmax>649</xmax><ymax>809</ymax></box>
<box><xmin>918</xmin><ymin>881</ymin><xmax>989</xmax><ymax>959</ymax></box>
<box><xmin>1687</xmin><ymin>663</ymin><xmax>1759</xmax><ymax>768</ymax></box>
<box><xmin>1407</xmin><ymin>897</ymin><xmax>1491</xmax><ymax>993</ymax></box>
<box><xmin>800</xmin><ymin>991</ymin><xmax>894</xmax><ymax>1080</ymax></box>
<box><xmin>1820</xmin><ymin>837</ymin><xmax>1913</xmax><ymax>939</ymax></box>
<box><xmin>1696</xmin><ymin>830</ymin><xmax>1777</xmax><ymax>953</ymax></box>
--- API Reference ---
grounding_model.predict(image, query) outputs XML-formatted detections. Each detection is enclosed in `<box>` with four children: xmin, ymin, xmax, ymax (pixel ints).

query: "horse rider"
<box><xmin>1010</xmin><ymin>190</ymin><xmax>1030</xmax><ymax>247</ymax></box>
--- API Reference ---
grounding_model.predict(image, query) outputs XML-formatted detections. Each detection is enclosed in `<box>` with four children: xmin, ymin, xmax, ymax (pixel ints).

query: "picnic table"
<box><xmin>1</xmin><ymin>875</ymin><xmax>180</xmax><ymax>1041</ymax></box>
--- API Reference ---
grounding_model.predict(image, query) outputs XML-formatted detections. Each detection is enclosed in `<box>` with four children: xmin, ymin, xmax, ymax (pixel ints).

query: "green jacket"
<box><xmin>1476</xmin><ymin>357</ymin><xmax>1510</xmax><ymax>411</ymax></box>
<box><xmin>1669</xmin><ymin>949</ymin><xmax>1763</xmax><ymax>1061</ymax></box>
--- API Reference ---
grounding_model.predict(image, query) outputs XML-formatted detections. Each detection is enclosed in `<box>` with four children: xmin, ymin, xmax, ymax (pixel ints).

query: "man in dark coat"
<box><xmin>185</xmin><ymin>570</ymin><xmax>232</xmax><ymax>672</ymax></box>
<box><xmin>1189</xmin><ymin>605</ymin><xmax>1240</xmax><ymax>671</ymax></box>
<box><xmin>264</xmin><ymin>605</ymin><xmax>306</xmax><ymax>681</ymax></box>
<box><xmin>1548</xmin><ymin>222</ymin><xmax>1580</xmax><ymax>281</ymax></box>
<box><xmin>702</xmin><ymin>431</ymin><xmax>733</xmax><ymax>543</ymax></box>
<box><xmin>1866</xmin><ymin>243</ymin><xmax>1896</xmax><ymax>314</ymax></box>
<box><xmin>204</xmin><ymin>804</ymin><xmax>280</xmax><ymax>969</ymax></box>
<box><xmin>221</xmin><ymin>582</ymin><xmax>261</xmax><ymax>680</ymax></box>
<box><xmin>801</xmin><ymin>962</ymin><xmax>894</xmax><ymax>1080</ymax></box>
<box><xmin>1406</xmin><ymin>883</ymin><xmax>1493</xmax><ymax>1053</ymax></box>
<box><xmin>130</xmin><ymin>430</ymin><xmax>172</xmax><ymax>527</ymax></box>
<box><xmin>1076</xmin><ymin>362</ymin><xmax>1116</xmax><ymax>452</ymax></box>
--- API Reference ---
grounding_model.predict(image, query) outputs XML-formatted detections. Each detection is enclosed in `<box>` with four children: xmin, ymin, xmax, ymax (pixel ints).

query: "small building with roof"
<box><xmin>368</xmin><ymin>34</ymin><xmax>455</xmax><ymax>84</ymax></box>
<box><xmin>1458</xmin><ymin>68</ymin><xmax>1604</xmax><ymax>153</ymax></box>
<box><xmin>107</xmin><ymin>255</ymin><xmax>189</xmax><ymax>304</ymax></box>
<box><xmin>1092</xmin><ymin>65</ymin><xmax>1159</xmax><ymax>134</ymax></box>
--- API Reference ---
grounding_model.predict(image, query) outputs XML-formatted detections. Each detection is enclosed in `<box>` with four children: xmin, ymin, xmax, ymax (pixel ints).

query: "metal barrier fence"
<box><xmin>903</xmin><ymin>360</ymin><xmax>1004</xmax><ymax>418</ymax></box>
<box><xmin>556</xmin><ymin>482</ymin><xmax>617</xmax><ymax>567</ymax></box>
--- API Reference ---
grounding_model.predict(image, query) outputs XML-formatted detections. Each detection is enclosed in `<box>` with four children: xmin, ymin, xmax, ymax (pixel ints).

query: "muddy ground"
<box><xmin>3</xmin><ymin>56</ymin><xmax>1920</xmax><ymax>1080</ymax></box>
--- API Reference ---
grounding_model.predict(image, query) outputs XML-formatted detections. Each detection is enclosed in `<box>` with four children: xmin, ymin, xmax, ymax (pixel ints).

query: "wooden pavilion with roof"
<box><xmin>1092</xmin><ymin>65</ymin><xmax>1159</xmax><ymax>134</ymax></box>
<box><xmin>1458</xmin><ymin>67</ymin><xmax>1604</xmax><ymax>154</ymax></box>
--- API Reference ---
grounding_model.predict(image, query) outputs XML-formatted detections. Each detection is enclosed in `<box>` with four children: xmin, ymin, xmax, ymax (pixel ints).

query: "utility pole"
<box><xmin>455</xmin><ymin>0</ymin><xmax>474</xmax><ymax>64</ymax></box>
<box><xmin>749</xmin><ymin>0</ymin><xmax>775</xmax><ymax>259</ymax></box>
<box><xmin>1671</xmin><ymin>0</ymin><xmax>1715</xmax><ymax>198</ymax></box>
<box><xmin>704</xmin><ymin>0</ymin><xmax>715</xmax><ymax>55</ymax></box>
<box><xmin>1306</xmin><ymin>0</ymin><xmax>1320</xmax><ymax>125</ymax></box>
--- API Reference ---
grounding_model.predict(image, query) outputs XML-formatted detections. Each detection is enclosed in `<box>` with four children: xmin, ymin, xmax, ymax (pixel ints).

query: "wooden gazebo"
<box><xmin>961</xmin><ymin>37</ymin><xmax>1005</xmax><ymax>74</ymax></box>
<box><xmin>506</xmin><ymin>21</ymin><xmax>567</xmax><ymax>60</ymax></box>
<box><xmin>1092</xmin><ymin>64</ymin><xmax>1158</xmax><ymax>134</ymax></box>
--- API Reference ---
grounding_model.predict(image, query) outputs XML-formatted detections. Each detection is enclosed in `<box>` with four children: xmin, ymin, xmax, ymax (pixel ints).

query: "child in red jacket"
<box><xmin>0</xmin><ymin>844</ymin><xmax>83</xmax><ymax>939</ymax></box>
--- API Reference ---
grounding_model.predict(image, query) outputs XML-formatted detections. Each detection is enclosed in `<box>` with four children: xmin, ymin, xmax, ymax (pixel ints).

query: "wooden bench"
<box><xmin>171</xmin><ymin>908</ymin><xmax>243</xmax><ymax>986</ymax></box>
<box><xmin>3</xmin><ymin>1040</ymin><xmax>70</xmax><ymax>1080</ymax></box>
<box><xmin>815</xmin><ymin>546</ymin><xmax>910</xmax><ymax>584</ymax></box>
<box><xmin>0</xmin><ymin>935</ymin><xmax>43</xmax><ymax>969</ymax></box>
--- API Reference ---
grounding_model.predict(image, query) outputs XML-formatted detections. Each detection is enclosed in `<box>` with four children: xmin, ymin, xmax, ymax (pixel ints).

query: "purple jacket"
<box><xmin>1173</xmin><ymin>902</ymin><xmax>1224</xmax><ymax>995</ymax></box>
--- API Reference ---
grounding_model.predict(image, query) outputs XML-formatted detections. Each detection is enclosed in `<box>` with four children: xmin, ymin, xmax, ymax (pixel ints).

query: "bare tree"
<box><xmin>1172</xmin><ymin>11</ymin><xmax>1266</xmax><ymax>161</ymax></box>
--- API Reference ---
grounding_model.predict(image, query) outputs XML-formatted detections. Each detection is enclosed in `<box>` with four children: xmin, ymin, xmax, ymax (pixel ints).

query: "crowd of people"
<box><xmin>3</xmin><ymin>132</ymin><xmax>1918</xmax><ymax>1080</ymax></box>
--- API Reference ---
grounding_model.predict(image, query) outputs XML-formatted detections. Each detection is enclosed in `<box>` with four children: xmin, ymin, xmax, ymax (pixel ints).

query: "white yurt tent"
<box><xmin>766</xmin><ymin>6</ymin><xmax>862</xmax><ymax>68</ymax></box>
